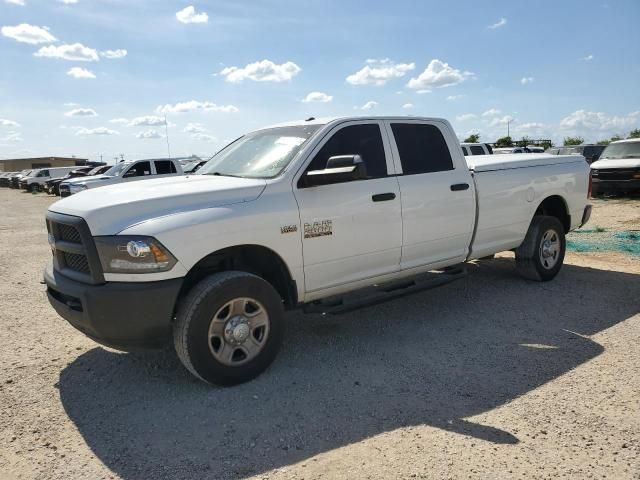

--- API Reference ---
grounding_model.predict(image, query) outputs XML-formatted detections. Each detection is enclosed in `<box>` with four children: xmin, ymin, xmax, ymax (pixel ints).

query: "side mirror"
<box><xmin>303</xmin><ymin>155</ymin><xmax>367</xmax><ymax>187</ymax></box>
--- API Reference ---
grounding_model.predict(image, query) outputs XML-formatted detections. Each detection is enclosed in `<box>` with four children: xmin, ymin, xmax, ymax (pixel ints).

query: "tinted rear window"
<box><xmin>391</xmin><ymin>123</ymin><xmax>454</xmax><ymax>174</ymax></box>
<box><xmin>470</xmin><ymin>145</ymin><xmax>485</xmax><ymax>155</ymax></box>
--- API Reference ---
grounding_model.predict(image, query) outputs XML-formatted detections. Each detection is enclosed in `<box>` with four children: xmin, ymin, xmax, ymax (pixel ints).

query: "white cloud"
<box><xmin>0</xmin><ymin>118</ymin><xmax>20</xmax><ymax>127</ymax></box>
<box><xmin>560</xmin><ymin>110</ymin><xmax>640</xmax><ymax>133</ymax></box>
<box><xmin>34</xmin><ymin>43</ymin><xmax>99</xmax><ymax>62</ymax></box>
<box><xmin>302</xmin><ymin>91</ymin><xmax>333</xmax><ymax>103</ymax></box>
<box><xmin>191</xmin><ymin>133</ymin><xmax>217</xmax><ymax>142</ymax></box>
<box><xmin>136</xmin><ymin>129</ymin><xmax>163</xmax><ymax>139</ymax></box>
<box><xmin>65</xmin><ymin>108</ymin><xmax>97</xmax><ymax>117</ymax></box>
<box><xmin>582</xmin><ymin>54</ymin><xmax>594</xmax><ymax>61</ymax></box>
<box><xmin>1</xmin><ymin>132</ymin><xmax>23</xmax><ymax>142</ymax></box>
<box><xmin>156</xmin><ymin>100</ymin><xmax>239</xmax><ymax>114</ymax></box>
<box><xmin>176</xmin><ymin>5</ymin><xmax>208</xmax><ymax>24</ymax></box>
<box><xmin>520</xmin><ymin>77</ymin><xmax>535</xmax><ymax>85</ymax></box>
<box><xmin>183</xmin><ymin>123</ymin><xmax>206</xmax><ymax>133</ymax></box>
<box><xmin>518</xmin><ymin>122</ymin><xmax>546</xmax><ymax>130</ymax></box>
<box><xmin>1</xmin><ymin>24</ymin><xmax>56</xmax><ymax>44</ymax></box>
<box><xmin>456</xmin><ymin>113</ymin><xmax>476</xmax><ymax>122</ymax></box>
<box><xmin>346</xmin><ymin>59</ymin><xmax>415</xmax><ymax>86</ymax></box>
<box><xmin>488</xmin><ymin>18</ymin><xmax>507</xmax><ymax>29</ymax></box>
<box><xmin>128</xmin><ymin>115</ymin><xmax>166</xmax><ymax>127</ymax></box>
<box><xmin>66</xmin><ymin>67</ymin><xmax>96</xmax><ymax>79</ymax></box>
<box><xmin>489</xmin><ymin>115</ymin><xmax>514</xmax><ymax>127</ymax></box>
<box><xmin>416</xmin><ymin>89</ymin><xmax>431</xmax><ymax>94</ymax></box>
<box><xmin>59</xmin><ymin>0</ymin><xmax>79</xmax><ymax>4</ymax></box>
<box><xmin>361</xmin><ymin>101</ymin><xmax>378</xmax><ymax>111</ymax></box>
<box><xmin>402</xmin><ymin>103</ymin><xmax>414</xmax><ymax>109</ymax></box>
<box><xmin>76</xmin><ymin>127</ymin><xmax>118</xmax><ymax>136</ymax></box>
<box><xmin>482</xmin><ymin>108</ymin><xmax>501</xmax><ymax>117</ymax></box>
<box><xmin>220</xmin><ymin>60</ymin><xmax>301</xmax><ymax>83</ymax></box>
<box><xmin>446</xmin><ymin>95</ymin><xmax>463</xmax><ymax>101</ymax></box>
<box><xmin>108</xmin><ymin>117</ymin><xmax>129</xmax><ymax>124</ymax></box>
<box><xmin>100</xmin><ymin>49</ymin><xmax>127</xmax><ymax>59</ymax></box>
<box><xmin>5</xmin><ymin>0</ymin><xmax>25</xmax><ymax>6</ymax></box>
<box><xmin>407</xmin><ymin>59</ymin><xmax>473</xmax><ymax>90</ymax></box>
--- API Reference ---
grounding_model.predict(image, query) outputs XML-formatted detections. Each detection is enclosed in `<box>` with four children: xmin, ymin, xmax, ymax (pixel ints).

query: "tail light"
<box><xmin>588</xmin><ymin>171</ymin><xmax>593</xmax><ymax>198</ymax></box>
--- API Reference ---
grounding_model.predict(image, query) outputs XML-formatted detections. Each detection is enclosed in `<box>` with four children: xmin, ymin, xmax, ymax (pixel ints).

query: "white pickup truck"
<box><xmin>43</xmin><ymin>116</ymin><xmax>592</xmax><ymax>385</ymax></box>
<box><xmin>59</xmin><ymin>157</ymin><xmax>183</xmax><ymax>197</ymax></box>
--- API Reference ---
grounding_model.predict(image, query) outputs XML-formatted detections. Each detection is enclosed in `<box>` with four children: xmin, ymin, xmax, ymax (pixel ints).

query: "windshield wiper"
<box><xmin>204</xmin><ymin>172</ymin><xmax>241</xmax><ymax>178</ymax></box>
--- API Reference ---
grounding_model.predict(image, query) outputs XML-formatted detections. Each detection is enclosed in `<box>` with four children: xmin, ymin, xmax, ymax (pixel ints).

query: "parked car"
<box><xmin>0</xmin><ymin>171</ymin><xmax>18</xmax><ymax>187</ymax></box>
<box><xmin>526</xmin><ymin>146</ymin><xmax>545</xmax><ymax>154</ymax></box>
<box><xmin>493</xmin><ymin>147</ymin><xmax>530</xmax><ymax>154</ymax></box>
<box><xmin>9</xmin><ymin>170</ymin><xmax>32</xmax><ymax>189</ymax></box>
<box><xmin>547</xmin><ymin>144</ymin><xmax>606</xmax><ymax>164</ymax></box>
<box><xmin>590</xmin><ymin>138</ymin><xmax>640</xmax><ymax>195</ymax></box>
<box><xmin>44</xmin><ymin>116</ymin><xmax>591</xmax><ymax>385</ymax></box>
<box><xmin>460</xmin><ymin>143</ymin><xmax>493</xmax><ymax>156</ymax></box>
<box><xmin>20</xmin><ymin>167</ymin><xmax>81</xmax><ymax>192</ymax></box>
<box><xmin>59</xmin><ymin>158</ymin><xmax>183</xmax><ymax>197</ymax></box>
<box><xmin>45</xmin><ymin>165</ymin><xmax>110</xmax><ymax>195</ymax></box>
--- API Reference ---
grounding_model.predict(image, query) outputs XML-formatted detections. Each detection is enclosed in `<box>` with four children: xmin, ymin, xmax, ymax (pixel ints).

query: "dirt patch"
<box><xmin>1</xmin><ymin>190</ymin><xmax>639</xmax><ymax>480</ymax></box>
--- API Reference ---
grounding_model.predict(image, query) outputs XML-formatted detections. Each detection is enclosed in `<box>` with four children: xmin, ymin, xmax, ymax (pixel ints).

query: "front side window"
<box><xmin>470</xmin><ymin>145</ymin><xmax>485</xmax><ymax>155</ymax></box>
<box><xmin>198</xmin><ymin>125</ymin><xmax>320</xmax><ymax>179</ymax></box>
<box><xmin>123</xmin><ymin>161</ymin><xmax>151</xmax><ymax>178</ymax></box>
<box><xmin>154</xmin><ymin>160</ymin><xmax>176</xmax><ymax>174</ymax></box>
<box><xmin>305</xmin><ymin>123</ymin><xmax>388</xmax><ymax>179</ymax></box>
<box><xmin>391</xmin><ymin>123</ymin><xmax>454</xmax><ymax>174</ymax></box>
<box><xmin>37</xmin><ymin>170</ymin><xmax>49</xmax><ymax>177</ymax></box>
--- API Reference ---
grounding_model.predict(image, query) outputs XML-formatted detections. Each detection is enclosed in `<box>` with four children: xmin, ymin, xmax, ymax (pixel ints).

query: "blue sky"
<box><xmin>1</xmin><ymin>0</ymin><xmax>639</xmax><ymax>162</ymax></box>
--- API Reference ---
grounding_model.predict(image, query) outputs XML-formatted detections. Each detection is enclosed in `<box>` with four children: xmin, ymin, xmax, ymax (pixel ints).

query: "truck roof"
<box><xmin>610</xmin><ymin>137</ymin><xmax>640</xmax><ymax>144</ymax></box>
<box><xmin>263</xmin><ymin>116</ymin><xmax>450</xmax><ymax>129</ymax></box>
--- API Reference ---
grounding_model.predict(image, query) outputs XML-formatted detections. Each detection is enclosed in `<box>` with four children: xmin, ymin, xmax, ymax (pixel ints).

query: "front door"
<box><xmin>294</xmin><ymin>121</ymin><xmax>402</xmax><ymax>293</ymax></box>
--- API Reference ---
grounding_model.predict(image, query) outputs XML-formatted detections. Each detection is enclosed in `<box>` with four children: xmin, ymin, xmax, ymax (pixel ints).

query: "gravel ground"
<box><xmin>1</xmin><ymin>190</ymin><xmax>639</xmax><ymax>480</ymax></box>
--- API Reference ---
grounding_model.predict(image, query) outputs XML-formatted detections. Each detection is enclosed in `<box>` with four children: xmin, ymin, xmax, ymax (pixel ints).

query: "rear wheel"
<box><xmin>173</xmin><ymin>271</ymin><xmax>284</xmax><ymax>386</ymax></box>
<box><xmin>515</xmin><ymin>216</ymin><xmax>566</xmax><ymax>281</ymax></box>
<box><xmin>29</xmin><ymin>184</ymin><xmax>38</xmax><ymax>193</ymax></box>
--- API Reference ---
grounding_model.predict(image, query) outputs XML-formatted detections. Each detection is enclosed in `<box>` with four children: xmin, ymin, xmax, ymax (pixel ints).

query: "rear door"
<box><xmin>384</xmin><ymin>120</ymin><xmax>475</xmax><ymax>269</ymax></box>
<box><xmin>122</xmin><ymin>161</ymin><xmax>152</xmax><ymax>182</ymax></box>
<box><xmin>294</xmin><ymin>121</ymin><xmax>402</xmax><ymax>293</ymax></box>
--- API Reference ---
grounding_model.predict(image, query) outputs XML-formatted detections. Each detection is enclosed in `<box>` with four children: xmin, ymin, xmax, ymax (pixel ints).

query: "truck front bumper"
<box><xmin>592</xmin><ymin>178</ymin><xmax>640</xmax><ymax>193</ymax></box>
<box><xmin>44</xmin><ymin>261</ymin><xmax>183</xmax><ymax>351</ymax></box>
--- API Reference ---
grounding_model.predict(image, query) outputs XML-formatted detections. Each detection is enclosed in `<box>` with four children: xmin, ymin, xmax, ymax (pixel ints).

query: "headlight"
<box><xmin>69</xmin><ymin>184</ymin><xmax>88</xmax><ymax>193</ymax></box>
<box><xmin>94</xmin><ymin>236</ymin><xmax>177</xmax><ymax>273</ymax></box>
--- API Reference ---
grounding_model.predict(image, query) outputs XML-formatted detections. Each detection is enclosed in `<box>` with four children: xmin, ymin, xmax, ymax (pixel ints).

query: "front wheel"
<box><xmin>515</xmin><ymin>216</ymin><xmax>566</xmax><ymax>281</ymax></box>
<box><xmin>173</xmin><ymin>271</ymin><xmax>284</xmax><ymax>386</ymax></box>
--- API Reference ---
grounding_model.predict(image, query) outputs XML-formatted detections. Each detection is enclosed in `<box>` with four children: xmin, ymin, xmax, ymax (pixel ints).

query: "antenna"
<box><xmin>164</xmin><ymin>115</ymin><xmax>171</xmax><ymax>159</ymax></box>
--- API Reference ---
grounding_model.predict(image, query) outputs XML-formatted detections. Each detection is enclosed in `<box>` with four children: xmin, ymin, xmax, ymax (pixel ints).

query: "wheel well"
<box><xmin>179</xmin><ymin>245</ymin><xmax>297</xmax><ymax>308</ymax></box>
<box><xmin>535</xmin><ymin>195</ymin><xmax>570</xmax><ymax>232</ymax></box>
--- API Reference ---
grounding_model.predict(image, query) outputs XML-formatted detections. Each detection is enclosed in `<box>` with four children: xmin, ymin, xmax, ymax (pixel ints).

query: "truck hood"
<box><xmin>590</xmin><ymin>158</ymin><xmax>640</xmax><ymax>169</ymax></box>
<box><xmin>62</xmin><ymin>174</ymin><xmax>113</xmax><ymax>186</ymax></box>
<box><xmin>49</xmin><ymin>175</ymin><xmax>267</xmax><ymax>235</ymax></box>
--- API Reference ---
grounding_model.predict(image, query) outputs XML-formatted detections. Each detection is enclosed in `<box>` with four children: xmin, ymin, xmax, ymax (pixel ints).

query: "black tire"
<box><xmin>173</xmin><ymin>271</ymin><xmax>284</xmax><ymax>386</ymax></box>
<box><xmin>515</xmin><ymin>215</ymin><xmax>566</xmax><ymax>282</ymax></box>
<box><xmin>29</xmin><ymin>184</ymin><xmax>38</xmax><ymax>193</ymax></box>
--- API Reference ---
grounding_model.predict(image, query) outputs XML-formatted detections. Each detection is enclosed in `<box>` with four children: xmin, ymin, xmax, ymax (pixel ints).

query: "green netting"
<box><xmin>567</xmin><ymin>229</ymin><xmax>640</xmax><ymax>256</ymax></box>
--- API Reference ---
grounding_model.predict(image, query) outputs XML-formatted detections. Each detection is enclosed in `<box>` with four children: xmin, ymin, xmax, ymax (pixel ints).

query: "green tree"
<box><xmin>563</xmin><ymin>136</ymin><xmax>584</xmax><ymax>146</ymax></box>
<box><xmin>464</xmin><ymin>133</ymin><xmax>480</xmax><ymax>143</ymax></box>
<box><xmin>495</xmin><ymin>136</ymin><xmax>513</xmax><ymax>147</ymax></box>
<box><xmin>610</xmin><ymin>134</ymin><xmax>623</xmax><ymax>142</ymax></box>
<box><xmin>597</xmin><ymin>139</ymin><xmax>610</xmax><ymax>145</ymax></box>
<box><xmin>627</xmin><ymin>129</ymin><xmax>640</xmax><ymax>139</ymax></box>
<box><xmin>539</xmin><ymin>140</ymin><xmax>553</xmax><ymax>150</ymax></box>
<box><xmin>515</xmin><ymin>136</ymin><xmax>531</xmax><ymax>147</ymax></box>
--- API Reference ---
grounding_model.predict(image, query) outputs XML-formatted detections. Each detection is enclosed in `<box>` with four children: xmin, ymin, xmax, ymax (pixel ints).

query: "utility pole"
<box><xmin>507</xmin><ymin>120</ymin><xmax>511</xmax><ymax>137</ymax></box>
<box><xmin>164</xmin><ymin>115</ymin><xmax>171</xmax><ymax>159</ymax></box>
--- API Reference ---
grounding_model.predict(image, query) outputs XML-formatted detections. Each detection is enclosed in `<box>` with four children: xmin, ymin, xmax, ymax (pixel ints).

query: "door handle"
<box><xmin>450</xmin><ymin>183</ymin><xmax>470</xmax><ymax>191</ymax></box>
<box><xmin>372</xmin><ymin>193</ymin><xmax>396</xmax><ymax>202</ymax></box>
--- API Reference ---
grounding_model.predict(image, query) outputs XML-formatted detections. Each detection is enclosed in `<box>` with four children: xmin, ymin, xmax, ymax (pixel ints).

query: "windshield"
<box><xmin>103</xmin><ymin>162</ymin><xmax>130</xmax><ymax>176</ymax></box>
<box><xmin>599</xmin><ymin>142</ymin><xmax>640</xmax><ymax>160</ymax></box>
<box><xmin>26</xmin><ymin>170</ymin><xmax>38</xmax><ymax>177</ymax></box>
<box><xmin>198</xmin><ymin>125</ymin><xmax>321</xmax><ymax>178</ymax></box>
